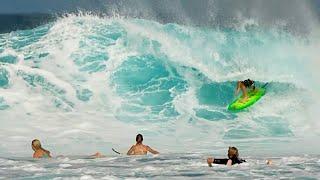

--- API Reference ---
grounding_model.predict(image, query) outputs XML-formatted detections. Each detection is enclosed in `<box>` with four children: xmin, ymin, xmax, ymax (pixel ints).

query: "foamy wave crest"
<box><xmin>0</xmin><ymin>14</ymin><xmax>319</xmax><ymax>156</ymax></box>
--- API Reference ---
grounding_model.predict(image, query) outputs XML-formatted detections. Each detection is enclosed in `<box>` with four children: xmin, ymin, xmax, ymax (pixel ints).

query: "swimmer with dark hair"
<box><xmin>127</xmin><ymin>134</ymin><xmax>159</xmax><ymax>155</ymax></box>
<box><xmin>235</xmin><ymin>79</ymin><xmax>256</xmax><ymax>102</ymax></box>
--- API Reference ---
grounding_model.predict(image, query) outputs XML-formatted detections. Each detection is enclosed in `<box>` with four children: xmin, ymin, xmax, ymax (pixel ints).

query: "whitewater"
<box><xmin>0</xmin><ymin>13</ymin><xmax>320</xmax><ymax>179</ymax></box>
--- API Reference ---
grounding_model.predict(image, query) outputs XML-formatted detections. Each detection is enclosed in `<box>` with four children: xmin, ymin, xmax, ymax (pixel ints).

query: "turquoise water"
<box><xmin>0</xmin><ymin>14</ymin><xmax>319</xmax><ymax>178</ymax></box>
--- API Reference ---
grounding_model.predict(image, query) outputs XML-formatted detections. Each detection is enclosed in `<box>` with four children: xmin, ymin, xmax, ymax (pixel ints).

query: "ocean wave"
<box><xmin>0</xmin><ymin>14</ymin><xmax>319</xmax><ymax>156</ymax></box>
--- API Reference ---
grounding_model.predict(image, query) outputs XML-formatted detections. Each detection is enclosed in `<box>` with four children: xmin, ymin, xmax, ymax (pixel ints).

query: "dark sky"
<box><xmin>0</xmin><ymin>0</ymin><xmax>319</xmax><ymax>34</ymax></box>
<box><xmin>1</xmin><ymin>0</ymin><xmax>320</xmax><ymax>14</ymax></box>
<box><xmin>0</xmin><ymin>0</ymin><xmax>105</xmax><ymax>14</ymax></box>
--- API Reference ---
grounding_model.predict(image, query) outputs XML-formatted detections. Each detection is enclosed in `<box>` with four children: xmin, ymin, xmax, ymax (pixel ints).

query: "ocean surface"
<box><xmin>1</xmin><ymin>154</ymin><xmax>320</xmax><ymax>179</ymax></box>
<box><xmin>0</xmin><ymin>12</ymin><xmax>320</xmax><ymax>179</ymax></box>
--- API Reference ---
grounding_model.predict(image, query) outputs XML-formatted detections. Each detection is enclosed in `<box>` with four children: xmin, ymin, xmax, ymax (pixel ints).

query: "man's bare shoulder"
<box><xmin>33</xmin><ymin>151</ymin><xmax>43</xmax><ymax>158</ymax></box>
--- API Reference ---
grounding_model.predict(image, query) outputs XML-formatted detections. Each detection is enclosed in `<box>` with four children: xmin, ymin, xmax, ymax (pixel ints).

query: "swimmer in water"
<box><xmin>31</xmin><ymin>139</ymin><xmax>52</xmax><ymax>158</ymax></box>
<box><xmin>31</xmin><ymin>139</ymin><xmax>105</xmax><ymax>159</ymax></box>
<box><xmin>207</xmin><ymin>146</ymin><xmax>246</xmax><ymax>167</ymax></box>
<box><xmin>127</xmin><ymin>134</ymin><xmax>159</xmax><ymax>155</ymax></box>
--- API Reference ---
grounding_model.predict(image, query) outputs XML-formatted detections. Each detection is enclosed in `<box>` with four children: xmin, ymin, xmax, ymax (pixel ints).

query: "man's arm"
<box><xmin>235</xmin><ymin>81</ymin><xmax>241</xmax><ymax>96</ymax></box>
<box><xmin>207</xmin><ymin>157</ymin><xmax>214</xmax><ymax>167</ymax></box>
<box><xmin>127</xmin><ymin>145</ymin><xmax>135</xmax><ymax>155</ymax></box>
<box><xmin>146</xmin><ymin>146</ymin><xmax>159</xmax><ymax>154</ymax></box>
<box><xmin>226</xmin><ymin>159</ymin><xmax>232</xmax><ymax>166</ymax></box>
<box><xmin>45</xmin><ymin>150</ymin><xmax>52</xmax><ymax>158</ymax></box>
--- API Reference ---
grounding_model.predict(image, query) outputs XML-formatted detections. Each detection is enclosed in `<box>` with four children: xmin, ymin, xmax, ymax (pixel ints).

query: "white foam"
<box><xmin>0</xmin><ymin>14</ymin><xmax>320</xmax><ymax>157</ymax></box>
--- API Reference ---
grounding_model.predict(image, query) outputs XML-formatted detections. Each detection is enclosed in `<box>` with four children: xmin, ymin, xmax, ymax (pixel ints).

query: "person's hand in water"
<box><xmin>207</xmin><ymin>157</ymin><xmax>214</xmax><ymax>167</ymax></box>
<box><xmin>91</xmin><ymin>152</ymin><xmax>106</xmax><ymax>158</ymax></box>
<box><xmin>266</xmin><ymin>159</ymin><xmax>272</xmax><ymax>165</ymax></box>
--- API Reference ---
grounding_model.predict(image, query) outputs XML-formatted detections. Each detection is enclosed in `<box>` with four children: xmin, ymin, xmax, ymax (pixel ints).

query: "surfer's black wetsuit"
<box><xmin>213</xmin><ymin>158</ymin><xmax>246</xmax><ymax>165</ymax></box>
<box><xmin>241</xmin><ymin>79</ymin><xmax>255</xmax><ymax>90</ymax></box>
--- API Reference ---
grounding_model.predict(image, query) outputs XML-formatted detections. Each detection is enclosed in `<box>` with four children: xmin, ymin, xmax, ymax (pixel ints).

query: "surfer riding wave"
<box><xmin>235</xmin><ymin>79</ymin><xmax>256</xmax><ymax>102</ymax></box>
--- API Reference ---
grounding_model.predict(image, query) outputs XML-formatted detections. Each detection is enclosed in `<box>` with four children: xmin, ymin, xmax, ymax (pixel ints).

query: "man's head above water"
<box><xmin>136</xmin><ymin>134</ymin><xmax>143</xmax><ymax>144</ymax></box>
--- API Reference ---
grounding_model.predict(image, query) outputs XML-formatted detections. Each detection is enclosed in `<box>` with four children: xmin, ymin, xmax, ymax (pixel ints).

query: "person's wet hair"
<box><xmin>32</xmin><ymin>139</ymin><xmax>42</xmax><ymax>149</ymax></box>
<box><xmin>228</xmin><ymin>147</ymin><xmax>239</xmax><ymax>159</ymax></box>
<box><xmin>136</xmin><ymin>134</ymin><xmax>143</xmax><ymax>142</ymax></box>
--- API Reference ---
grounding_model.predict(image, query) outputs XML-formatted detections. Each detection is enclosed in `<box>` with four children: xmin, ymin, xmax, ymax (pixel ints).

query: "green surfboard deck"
<box><xmin>228</xmin><ymin>88</ymin><xmax>266</xmax><ymax>111</ymax></box>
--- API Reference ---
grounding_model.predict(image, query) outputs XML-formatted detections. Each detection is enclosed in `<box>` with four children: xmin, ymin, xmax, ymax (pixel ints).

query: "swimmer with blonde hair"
<box><xmin>31</xmin><ymin>139</ymin><xmax>52</xmax><ymax>158</ymax></box>
<box><xmin>207</xmin><ymin>147</ymin><xmax>273</xmax><ymax>167</ymax></box>
<box><xmin>207</xmin><ymin>147</ymin><xmax>246</xmax><ymax>167</ymax></box>
<box><xmin>31</xmin><ymin>139</ymin><xmax>105</xmax><ymax>159</ymax></box>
